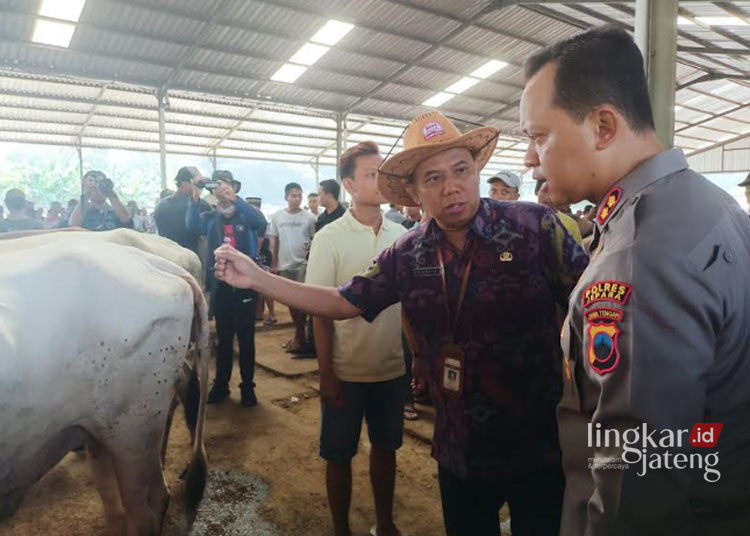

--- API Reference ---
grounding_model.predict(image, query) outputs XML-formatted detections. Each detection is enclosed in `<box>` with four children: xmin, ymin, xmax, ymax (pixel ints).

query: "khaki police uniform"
<box><xmin>559</xmin><ymin>149</ymin><xmax>750</xmax><ymax>535</ymax></box>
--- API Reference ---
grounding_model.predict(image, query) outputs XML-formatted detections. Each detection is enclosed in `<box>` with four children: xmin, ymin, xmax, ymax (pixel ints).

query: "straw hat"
<box><xmin>377</xmin><ymin>111</ymin><xmax>499</xmax><ymax>207</ymax></box>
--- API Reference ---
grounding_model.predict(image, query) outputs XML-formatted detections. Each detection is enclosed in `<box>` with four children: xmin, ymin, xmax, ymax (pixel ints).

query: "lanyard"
<box><xmin>436</xmin><ymin>240</ymin><xmax>478</xmax><ymax>343</ymax></box>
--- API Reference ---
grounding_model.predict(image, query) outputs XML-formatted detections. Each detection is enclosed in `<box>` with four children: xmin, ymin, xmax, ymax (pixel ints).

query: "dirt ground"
<box><xmin>0</xmin><ymin>306</ymin><xmax>462</xmax><ymax>536</ymax></box>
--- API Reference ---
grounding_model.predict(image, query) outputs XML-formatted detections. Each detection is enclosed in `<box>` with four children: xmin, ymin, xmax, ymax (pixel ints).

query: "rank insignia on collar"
<box><xmin>597</xmin><ymin>187</ymin><xmax>622</xmax><ymax>225</ymax></box>
<box><xmin>587</xmin><ymin>322</ymin><xmax>621</xmax><ymax>375</ymax></box>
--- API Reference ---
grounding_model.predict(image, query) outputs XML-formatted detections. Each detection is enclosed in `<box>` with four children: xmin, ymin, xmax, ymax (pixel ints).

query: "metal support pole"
<box><xmin>77</xmin><ymin>142</ymin><xmax>83</xmax><ymax>182</ymax></box>
<box><xmin>211</xmin><ymin>148</ymin><xmax>217</xmax><ymax>172</ymax></box>
<box><xmin>635</xmin><ymin>0</ymin><xmax>678</xmax><ymax>148</ymax></box>
<box><xmin>315</xmin><ymin>156</ymin><xmax>320</xmax><ymax>187</ymax></box>
<box><xmin>335</xmin><ymin>112</ymin><xmax>344</xmax><ymax>186</ymax></box>
<box><xmin>157</xmin><ymin>89</ymin><xmax>167</xmax><ymax>189</ymax></box>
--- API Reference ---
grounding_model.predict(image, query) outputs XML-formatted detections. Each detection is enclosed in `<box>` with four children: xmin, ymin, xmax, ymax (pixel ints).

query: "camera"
<box><xmin>96</xmin><ymin>177</ymin><xmax>114</xmax><ymax>197</ymax></box>
<box><xmin>85</xmin><ymin>171</ymin><xmax>114</xmax><ymax>197</ymax></box>
<box><xmin>195</xmin><ymin>178</ymin><xmax>220</xmax><ymax>190</ymax></box>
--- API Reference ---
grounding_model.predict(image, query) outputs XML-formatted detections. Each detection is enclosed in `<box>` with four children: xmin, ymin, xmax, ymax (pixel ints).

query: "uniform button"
<box><xmin>723</xmin><ymin>251</ymin><xmax>734</xmax><ymax>263</ymax></box>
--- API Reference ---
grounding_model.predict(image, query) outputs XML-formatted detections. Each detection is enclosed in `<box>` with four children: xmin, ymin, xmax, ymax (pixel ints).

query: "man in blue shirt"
<box><xmin>187</xmin><ymin>170</ymin><xmax>266</xmax><ymax>406</ymax></box>
<box><xmin>69</xmin><ymin>171</ymin><xmax>133</xmax><ymax>231</ymax></box>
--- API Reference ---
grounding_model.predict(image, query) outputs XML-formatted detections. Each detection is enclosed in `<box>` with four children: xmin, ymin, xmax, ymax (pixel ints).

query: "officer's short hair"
<box><xmin>319</xmin><ymin>179</ymin><xmax>340</xmax><ymax>200</ymax></box>
<box><xmin>524</xmin><ymin>25</ymin><xmax>655</xmax><ymax>133</ymax></box>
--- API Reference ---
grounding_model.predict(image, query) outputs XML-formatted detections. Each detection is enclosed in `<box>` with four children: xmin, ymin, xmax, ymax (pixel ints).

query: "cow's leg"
<box><xmin>161</xmin><ymin>396</ymin><xmax>179</xmax><ymax>465</ymax></box>
<box><xmin>88</xmin><ymin>443</ymin><xmax>128</xmax><ymax>536</ymax></box>
<box><xmin>112</xmin><ymin>440</ymin><xmax>169</xmax><ymax>536</ymax></box>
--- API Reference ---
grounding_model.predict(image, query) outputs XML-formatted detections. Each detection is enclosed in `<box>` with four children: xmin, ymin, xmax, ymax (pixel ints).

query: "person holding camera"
<box><xmin>154</xmin><ymin>166</ymin><xmax>212</xmax><ymax>256</ymax></box>
<box><xmin>69</xmin><ymin>170</ymin><xmax>132</xmax><ymax>231</ymax></box>
<box><xmin>187</xmin><ymin>170</ymin><xmax>267</xmax><ymax>406</ymax></box>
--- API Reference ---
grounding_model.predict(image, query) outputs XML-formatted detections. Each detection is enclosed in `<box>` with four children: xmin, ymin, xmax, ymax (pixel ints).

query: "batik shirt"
<box><xmin>340</xmin><ymin>198</ymin><xmax>588</xmax><ymax>481</ymax></box>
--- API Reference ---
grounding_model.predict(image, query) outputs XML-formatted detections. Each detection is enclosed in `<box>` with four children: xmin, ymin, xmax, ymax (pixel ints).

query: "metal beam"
<box><xmin>678</xmin><ymin>46</ymin><xmax>750</xmax><ymax>57</ymax></box>
<box><xmin>0</xmin><ymin>7</ymin><xmax>524</xmax><ymax>101</ymax></box>
<box><xmin>344</xmin><ymin>2</ymin><xmax>498</xmax><ymax>114</ymax></box>
<box><xmin>157</xmin><ymin>89</ymin><xmax>167</xmax><ymax>189</ymax></box>
<box><xmin>93</xmin><ymin>0</ymin><xmax>526</xmax><ymax>92</ymax></box>
<box><xmin>0</xmin><ymin>45</ymin><xmax>516</xmax><ymax>121</ymax></box>
<box><xmin>525</xmin><ymin>3</ymin><xmax>750</xmax><ymax>147</ymax></box>
<box><xmin>686</xmin><ymin>129</ymin><xmax>750</xmax><ymax>158</ymax></box>
<box><xmin>562</xmin><ymin>3</ymin><xmax>750</xmax><ymax>81</ymax></box>
<box><xmin>383</xmin><ymin>0</ymin><xmax>547</xmax><ymax>47</ymax></box>
<box><xmin>111</xmin><ymin>0</ymin><xmax>528</xmax><ymax>82</ymax></box>
<box><xmin>77</xmin><ymin>83</ymin><xmax>109</xmax><ymax>143</ymax></box>
<box><xmin>335</xmin><ymin>113</ymin><xmax>347</xmax><ymax>185</ymax></box>
<box><xmin>675</xmin><ymin>101</ymin><xmax>750</xmax><ymax>135</ymax></box>
<box><xmin>498</xmin><ymin>0</ymin><xmax>709</xmax><ymax>6</ymax></box>
<box><xmin>207</xmin><ymin>105</ymin><xmax>258</xmax><ymax>155</ymax></box>
<box><xmin>159</xmin><ymin>0</ymin><xmax>238</xmax><ymax>92</ymax></box>
<box><xmin>680</xmin><ymin>4</ymin><xmax>750</xmax><ymax>62</ymax></box>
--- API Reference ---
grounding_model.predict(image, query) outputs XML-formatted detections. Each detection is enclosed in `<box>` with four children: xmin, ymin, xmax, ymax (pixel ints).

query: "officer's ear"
<box><xmin>591</xmin><ymin>104</ymin><xmax>618</xmax><ymax>151</ymax></box>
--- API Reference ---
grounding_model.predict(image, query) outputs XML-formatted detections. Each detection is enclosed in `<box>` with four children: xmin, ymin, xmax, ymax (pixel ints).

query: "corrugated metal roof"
<box><xmin>0</xmin><ymin>0</ymin><xmax>748</xmax><ymax>174</ymax></box>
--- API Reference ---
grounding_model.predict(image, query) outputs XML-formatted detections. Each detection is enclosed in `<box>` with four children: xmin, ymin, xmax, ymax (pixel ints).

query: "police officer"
<box><xmin>521</xmin><ymin>26</ymin><xmax>750</xmax><ymax>535</ymax></box>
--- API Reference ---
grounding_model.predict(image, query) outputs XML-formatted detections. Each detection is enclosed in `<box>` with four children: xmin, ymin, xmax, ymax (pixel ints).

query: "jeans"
<box><xmin>213</xmin><ymin>282</ymin><xmax>257</xmax><ymax>391</ymax></box>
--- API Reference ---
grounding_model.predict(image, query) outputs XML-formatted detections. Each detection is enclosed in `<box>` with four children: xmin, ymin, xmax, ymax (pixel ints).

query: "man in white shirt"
<box><xmin>268</xmin><ymin>182</ymin><xmax>317</xmax><ymax>352</ymax></box>
<box><xmin>306</xmin><ymin>141</ymin><xmax>407</xmax><ymax>536</ymax></box>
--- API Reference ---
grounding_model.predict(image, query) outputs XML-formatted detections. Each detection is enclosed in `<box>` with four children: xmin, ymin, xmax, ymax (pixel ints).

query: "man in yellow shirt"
<box><xmin>536</xmin><ymin>179</ymin><xmax>583</xmax><ymax>244</ymax></box>
<box><xmin>305</xmin><ymin>141</ymin><xmax>407</xmax><ymax>536</ymax></box>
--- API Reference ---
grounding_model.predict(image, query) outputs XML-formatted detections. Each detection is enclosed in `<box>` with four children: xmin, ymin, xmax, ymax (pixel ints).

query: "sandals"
<box><xmin>403</xmin><ymin>406</ymin><xmax>419</xmax><ymax>421</ymax></box>
<box><xmin>263</xmin><ymin>316</ymin><xmax>277</xmax><ymax>326</ymax></box>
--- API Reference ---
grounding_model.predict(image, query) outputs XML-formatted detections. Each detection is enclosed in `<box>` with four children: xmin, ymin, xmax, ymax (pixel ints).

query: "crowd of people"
<box><xmin>4</xmin><ymin>25</ymin><xmax>750</xmax><ymax>536</ymax></box>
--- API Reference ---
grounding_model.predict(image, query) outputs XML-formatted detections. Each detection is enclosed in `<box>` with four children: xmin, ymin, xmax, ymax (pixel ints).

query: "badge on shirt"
<box><xmin>587</xmin><ymin>322</ymin><xmax>621</xmax><ymax>375</ymax></box>
<box><xmin>440</xmin><ymin>343</ymin><xmax>464</xmax><ymax>394</ymax></box>
<box><xmin>413</xmin><ymin>266</ymin><xmax>442</xmax><ymax>277</ymax></box>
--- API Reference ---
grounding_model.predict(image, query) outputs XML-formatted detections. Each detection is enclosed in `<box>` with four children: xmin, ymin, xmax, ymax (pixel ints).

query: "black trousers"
<box><xmin>438</xmin><ymin>464</ymin><xmax>564</xmax><ymax>536</ymax></box>
<box><xmin>213</xmin><ymin>283</ymin><xmax>257</xmax><ymax>391</ymax></box>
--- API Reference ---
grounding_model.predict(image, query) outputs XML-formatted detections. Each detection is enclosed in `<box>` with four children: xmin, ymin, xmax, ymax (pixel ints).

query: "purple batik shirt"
<box><xmin>339</xmin><ymin>198</ymin><xmax>589</xmax><ymax>481</ymax></box>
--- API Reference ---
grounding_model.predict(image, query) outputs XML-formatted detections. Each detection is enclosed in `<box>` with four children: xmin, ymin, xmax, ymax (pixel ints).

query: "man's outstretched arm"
<box><xmin>214</xmin><ymin>244</ymin><xmax>361</xmax><ymax>320</ymax></box>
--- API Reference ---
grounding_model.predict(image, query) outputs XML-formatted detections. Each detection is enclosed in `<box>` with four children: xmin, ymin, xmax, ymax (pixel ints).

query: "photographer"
<box><xmin>187</xmin><ymin>170</ymin><xmax>267</xmax><ymax>406</ymax></box>
<box><xmin>69</xmin><ymin>170</ymin><xmax>132</xmax><ymax>231</ymax></box>
<box><xmin>154</xmin><ymin>166</ymin><xmax>211</xmax><ymax>255</ymax></box>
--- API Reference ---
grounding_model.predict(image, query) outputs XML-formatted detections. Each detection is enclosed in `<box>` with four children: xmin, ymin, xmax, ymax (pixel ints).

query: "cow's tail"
<box><xmin>183</xmin><ymin>276</ymin><xmax>209</xmax><ymax>521</ymax></box>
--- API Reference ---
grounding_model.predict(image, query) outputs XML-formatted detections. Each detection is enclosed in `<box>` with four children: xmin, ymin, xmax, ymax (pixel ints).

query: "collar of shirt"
<box><xmin>595</xmin><ymin>148</ymin><xmax>688</xmax><ymax>233</ymax></box>
<box><xmin>422</xmin><ymin>198</ymin><xmax>494</xmax><ymax>248</ymax></box>
<box><xmin>341</xmin><ymin>208</ymin><xmax>396</xmax><ymax>234</ymax></box>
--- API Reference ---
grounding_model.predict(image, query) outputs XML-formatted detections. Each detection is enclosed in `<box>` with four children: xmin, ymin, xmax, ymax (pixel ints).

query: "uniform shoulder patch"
<box><xmin>582</xmin><ymin>280</ymin><xmax>632</xmax><ymax>308</ymax></box>
<box><xmin>585</xmin><ymin>307</ymin><xmax>623</xmax><ymax>323</ymax></box>
<box><xmin>587</xmin><ymin>322</ymin><xmax>621</xmax><ymax>375</ymax></box>
<box><xmin>596</xmin><ymin>187</ymin><xmax>622</xmax><ymax>225</ymax></box>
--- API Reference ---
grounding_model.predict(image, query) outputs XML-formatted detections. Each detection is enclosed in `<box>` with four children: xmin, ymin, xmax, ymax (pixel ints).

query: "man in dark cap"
<box><xmin>154</xmin><ymin>166</ymin><xmax>211</xmax><ymax>256</ymax></box>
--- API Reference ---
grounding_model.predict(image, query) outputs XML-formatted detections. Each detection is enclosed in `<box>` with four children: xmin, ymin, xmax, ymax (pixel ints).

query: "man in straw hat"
<box><xmin>213</xmin><ymin>110</ymin><xmax>588</xmax><ymax>535</ymax></box>
<box><xmin>522</xmin><ymin>26</ymin><xmax>750</xmax><ymax>535</ymax></box>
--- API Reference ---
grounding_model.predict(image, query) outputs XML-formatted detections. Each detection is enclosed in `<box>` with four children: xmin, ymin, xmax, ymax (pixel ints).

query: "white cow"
<box><xmin>0</xmin><ymin>227</ymin><xmax>204</xmax><ymax>287</ymax></box>
<box><xmin>0</xmin><ymin>236</ymin><xmax>209</xmax><ymax>535</ymax></box>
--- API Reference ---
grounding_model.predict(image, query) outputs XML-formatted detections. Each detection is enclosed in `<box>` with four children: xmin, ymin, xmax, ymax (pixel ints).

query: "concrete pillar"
<box><xmin>157</xmin><ymin>90</ymin><xmax>168</xmax><ymax>189</ymax></box>
<box><xmin>635</xmin><ymin>0</ymin><xmax>678</xmax><ymax>148</ymax></box>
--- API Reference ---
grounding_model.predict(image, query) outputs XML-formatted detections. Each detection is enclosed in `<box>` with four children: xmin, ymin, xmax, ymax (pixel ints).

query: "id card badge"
<box><xmin>441</xmin><ymin>343</ymin><xmax>464</xmax><ymax>394</ymax></box>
